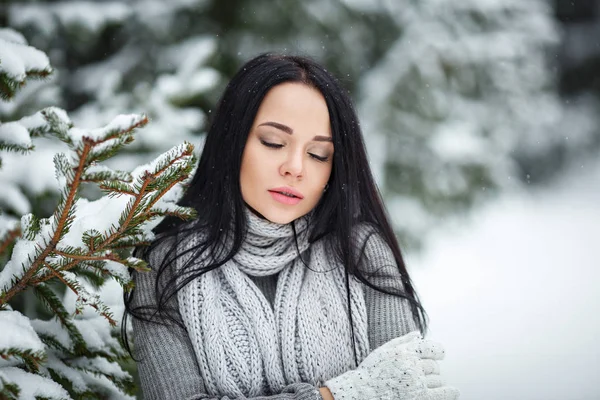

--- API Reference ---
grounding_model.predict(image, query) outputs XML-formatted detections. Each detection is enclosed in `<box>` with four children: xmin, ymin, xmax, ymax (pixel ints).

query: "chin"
<box><xmin>257</xmin><ymin>204</ymin><xmax>313</xmax><ymax>225</ymax></box>
<box><xmin>262</xmin><ymin>210</ymin><xmax>298</xmax><ymax>225</ymax></box>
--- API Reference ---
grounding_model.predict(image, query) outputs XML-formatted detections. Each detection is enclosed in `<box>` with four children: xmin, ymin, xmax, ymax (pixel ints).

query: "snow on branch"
<box><xmin>0</xmin><ymin>28</ymin><xmax>197</xmax><ymax>398</ymax></box>
<box><xmin>0</xmin><ymin>28</ymin><xmax>52</xmax><ymax>100</ymax></box>
<box><xmin>0</xmin><ymin>106</ymin><xmax>196</xmax><ymax>397</ymax></box>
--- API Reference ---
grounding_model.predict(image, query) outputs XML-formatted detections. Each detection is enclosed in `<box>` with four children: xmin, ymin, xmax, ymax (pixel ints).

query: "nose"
<box><xmin>280</xmin><ymin>149</ymin><xmax>304</xmax><ymax>179</ymax></box>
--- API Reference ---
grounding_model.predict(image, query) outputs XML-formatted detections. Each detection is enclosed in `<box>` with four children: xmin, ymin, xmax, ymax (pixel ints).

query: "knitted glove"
<box><xmin>360</xmin><ymin>331</ymin><xmax>447</xmax><ymax>390</ymax></box>
<box><xmin>325</xmin><ymin>332</ymin><xmax>460</xmax><ymax>400</ymax></box>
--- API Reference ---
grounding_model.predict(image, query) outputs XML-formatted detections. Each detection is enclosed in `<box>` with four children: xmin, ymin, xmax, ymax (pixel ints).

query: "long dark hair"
<box><xmin>123</xmin><ymin>53</ymin><xmax>427</xmax><ymax>360</ymax></box>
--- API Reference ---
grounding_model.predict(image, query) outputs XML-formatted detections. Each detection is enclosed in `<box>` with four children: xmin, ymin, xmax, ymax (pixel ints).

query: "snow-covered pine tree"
<box><xmin>353</xmin><ymin>0</ymin><xmax>565</xmax><ymax>246</ymax></box>
<box><xmin>0</xmin><ymin>29</ymin><xmax>196</xmax><ymax>399</ymax></box>
<box><xmin>7</xmin><ymin>0</ymin><xmax>595</xmax><ymax>250</ymax></box>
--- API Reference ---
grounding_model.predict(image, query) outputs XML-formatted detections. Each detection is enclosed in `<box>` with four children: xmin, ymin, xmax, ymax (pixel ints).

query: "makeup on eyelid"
<box><xmin>258</xmin><ymin>136</ymin><xmax>332</xmax><ymax>161</ymax></box>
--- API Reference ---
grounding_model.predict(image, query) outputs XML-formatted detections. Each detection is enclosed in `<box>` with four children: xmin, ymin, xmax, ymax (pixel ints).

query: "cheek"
<box><xmin>240</xmin><ymin>149</ymin><xmax>255</xmax><ymax>190</ymax></box>
<box><xmin>308</xmin><ymin>165</ymin><xmax>332</xmax><ymax>195</ymax></box>
<box><xmin>241</xmin><ymin>143</ymin><xmax>270</xmax><ymax>187</ymax></box>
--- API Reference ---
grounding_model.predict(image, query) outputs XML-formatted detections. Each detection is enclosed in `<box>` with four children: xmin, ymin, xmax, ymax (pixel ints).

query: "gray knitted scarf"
<box><xmin>177</xmin><ymin>209</ymin><xmax>370</xmax><ymax>398</ymax></box>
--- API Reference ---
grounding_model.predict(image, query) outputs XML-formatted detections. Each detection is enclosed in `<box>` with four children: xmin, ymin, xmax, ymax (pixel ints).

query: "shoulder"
<box><xmin>351</xmin><ymin>222</ymin><xmax>401</xmax><ymax>280</ymax></box>
<box><xmin>353</xmin><ymin>222</ymin><xmax>395</xmax><ymax>262</ymax></box>
<box><xmin>139</xmin><ymin>221</ymin><xmax>201</xmax><ymax>272</ymax></box>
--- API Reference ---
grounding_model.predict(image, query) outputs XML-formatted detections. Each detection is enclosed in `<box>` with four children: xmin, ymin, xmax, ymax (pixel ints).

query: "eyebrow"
<box><xmin>258</xmin><ymin>121</ymin><xmax>333</xmax><ymax>142</ymax></box>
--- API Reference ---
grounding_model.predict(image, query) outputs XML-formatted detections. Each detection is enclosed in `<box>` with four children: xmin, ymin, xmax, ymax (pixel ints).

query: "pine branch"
<box><xmin>97</xmin><ymin>181</ymin><xmax>137</xmax><ymax>196</ymax></box>
<box><xmin>0</xmin><ymin>69</ymin><xmax>52</xmax><ymax>101</ymax></box>
<box><xmin>68</xmin><ymin>265</ymin><xmax>105</xmax><ymax>289</ymax></box>
<box><xmin>0</xmin><ymin>142</ymin><xmax>34</xmax><ymax>154</ymax></box>
<box><xmin>0</xmin><ymin>366</ymin><xmax>70</xmax><ymax>399</ymax></box>
<box><xmin>0</xmin><ymin>347</ymin><xmax>46</xmax><ymax>373</ymax></box>
<box><xmin>79</xmin><ymin>295</ymin><xmax>117</xmax><ymax>327</ymax></box>
<box><xmin>1</xmin><ymin>114</ymin><xmax>149</xmax><ymax>305</ymax></box>
<box><xmin>0</xmin><ymin>226</ymin><xmax>20</xmax><ymax>257</ymax></box>
<box><xmin>0</xmin><ymin>30</ymin><xmax>159</xmax><ymax>399</ymax></box>
<box><xmin>0</xmin><ymin>32</ymin><xmax>53</xmax><ymax>100</ymax></box>
<box><xmin>42</xmin><ymin>262</ymin><xmax>78</xmax><ymax>294</ymax></box>
<box><xmin>52</xmin><ymin>250</ymin><xmax>117</xmax><ymax>263</ymax></box>
<box><xmin>45</xmin><ymin>355</ymin><xmax>94</xmax><ymax>397</ymax></box>
<box><xmin>0</xmin><ymin>375</ymin><xmax>20</xmax><ymax>399</ymax></box>
<box><xmin>0</xmin><ymin>137</ymin><xmax>90</xmax><ymax>305</ymax></box>
<box><xmin>37</xmin><ymin>333</ymin><xmax>73</xmax><ymax>356</ymax></box>
<box><xmin>32</xmin><ymin>283</ymin><xmax>86</xmax><ymax>353</ymax></box>
<box><xmin>81</xmin><ymin>167</ymin><xmax>132</xmax><ymax>184</ymax></box>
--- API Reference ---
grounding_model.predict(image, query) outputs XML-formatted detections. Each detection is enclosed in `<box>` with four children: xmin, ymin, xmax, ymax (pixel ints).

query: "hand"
<box><xmin>324</xmin><ymin>332</ymin><xmax>460</xmax><ymax>400</ymax></box>
<box><xmin>361</xmin><ymin>331</ymin><xmax>449</xmax><ymax>390</ymax></box>
<box><xmin>359</xmin><ymin>331</ymin><xmax>424</xmax><ymax>369</ymax></box>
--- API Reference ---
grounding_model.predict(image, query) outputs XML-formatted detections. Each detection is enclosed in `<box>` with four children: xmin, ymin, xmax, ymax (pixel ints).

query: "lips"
<box><xmin>268</xmin><ymin>187</ymin><xmax>304</xmax><ymax>205</ymax></box>
<box><xmin>268</xmin><ymin>187</ymin><xmax>304</xmax><ymax>199</ymax></box>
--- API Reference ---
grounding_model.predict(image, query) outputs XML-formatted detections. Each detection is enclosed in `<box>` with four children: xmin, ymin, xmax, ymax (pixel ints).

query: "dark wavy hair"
<box><xmin>123</xmin><ymin>53</ymin><xmax>427</xmax><ymax>363</ymax></box>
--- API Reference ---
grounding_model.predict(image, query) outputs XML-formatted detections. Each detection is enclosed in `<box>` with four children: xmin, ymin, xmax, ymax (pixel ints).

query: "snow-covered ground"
<box><xmin>410</xmin><ymin>158</ymin><xmax>600</xmax><ymax>400</ymax></box>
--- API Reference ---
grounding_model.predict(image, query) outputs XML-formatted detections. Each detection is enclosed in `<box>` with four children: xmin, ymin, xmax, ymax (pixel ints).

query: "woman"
<box><xmin>125</xmin><ymin>53</ymin><xmax>459</xmax><ymax>400</ymax></box>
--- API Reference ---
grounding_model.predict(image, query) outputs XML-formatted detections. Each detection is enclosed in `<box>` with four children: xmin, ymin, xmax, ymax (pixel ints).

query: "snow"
<box><xmin>52</xmin><ymin>2</ymin><xmax>131</xmax><ymax>34</ymax></box>
<box><xmin>0</xmin><ymin>214</ymin><xmax>19</xmax><ymax>239</ymax></box>
<box><xmin>0</xmin><ymin>122</ymin><xmax>33</xmax><ymax>149</ymax></box>
<box><xmin>72</xmin><ymin>50</ymin><xmax>138</xmax><ymax>99</ymax></box>
<box><xmin>70</xmin><ymin>357</ymin><xmax>129</xmax><ymax>380</ymax></box>
<box><xmin>0</xmin><ymin>214</ymin><xmax>55</xmax><ymax>293</ymax></box>
<box><xmin>67</xmin><ymin>114</ymin><xmax>146</xmax><ymax>145</ymax></box>
<box><xmin>0</xmin><ymin>35</ymin><xmax>51</xmax><ymax>81</ymax></box>
<box><xmin>0</xmin><ymin>137</ymin><xmax>64</xmax><ymax>196</ymax></box>
<box><xmin>8</xmin><ymin>2</ymin><xmax>131</xmax><ymax>37</ymax></box>
<box><xmin>57</xmin><ymin>195</ymin><xmax>132</xmax><ymax>250</ymax></box>
<box><xmin>356</xmin><ymin>0</ymin><xmax>569</xmax><ymax>229</ymax></box>
<box><xmin>17</xmin><ymin>111</ymin><xmax>51</xmax><ymax>134</ymax></box>
<box><xmin>0</xmin><ymin>311</ymin><xmax>45</xmax><ymax>368</ymax></box>
<box><xmin>63</xmin><ymin>278</ymin><xmax>126</xmax><ymax>325</ymax></box>
<box><xmin>73</xmin><ymin>318</ymin><xmax>121</xmax><ymax>353</ymax></box>
<box><xmin>0</xmin><ymin>182</ymin><xmax>31</xmax><ymax>215</ymax></box>
<box><xmin>83</xmin><ymin>164</ymin><xmax>132</xmax><ymax>182</ymax></box>
<box><xmin>34</xmin><ymin>353</ymin><xmax>134</xmax><ymax>398</ymax></box>
<box><xmin>0</xmin><ymin>73</ymin><xmax>60</xmax><ymax>117</ymax></box>
<box><xmin>0</xmin><ymin>28</ymin><xmax>27</xmax><ymax>45</ymax></box>
<box><xmin>30</xmin><ymin>318</ymin><xmax>73</xmax><ymax>352</ymax></box>
<box><xmin>46</xmin><ymin>353</ymin><xmax>89</xmax><ymax>392</ymax></box>
<box><xmin>410</xmin><ymin>157</ymin><xmax>600</xmax><ymax>400</ymax></box>
<box><xmin>0</xmin><ymin>367</ymin><xmax>70</xmax><ymax>400</ymax></box>
<box><xmin>159</xmin><ymin>35</ymin><xmax>217</xmax><ymax>74</ymax></box>
<box><xmin>102</xmin><ymin>260</ymin><xmax>131</xmax><ymax>284</ymax></box>
<box><xmin>77</xmin><ymin>370</ymin><xmax>135</xmax><ymax>400</ymax></box>
<box><xmin>129</xmin><ymin>142</ymin><xmax>192</xmax><ymax>184</ymax></box>
<box><xmin>156</xmin><ymin>69</ymin><xmax>220</xmax><ymax>100</ymax></box>
<box><xmin>427</xmin><ymin>120</ymin><xmax>489</xmax><ymax>162</ymax></box>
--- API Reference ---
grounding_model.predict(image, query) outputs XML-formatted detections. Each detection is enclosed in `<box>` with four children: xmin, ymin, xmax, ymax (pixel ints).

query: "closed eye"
<box><xmin>261</xmin><ymin>139</ymin><xmax>329</xmax><ymax>162</ymax></box>
<box><xmin>260</xmin><ymin>139</ymin><xmax>283</xmax><ymax>149</ymax></box>
<box><xmin>309</xmin><ymin>153</ymin><xmax>329</xmax><ymax>162</ymax></box>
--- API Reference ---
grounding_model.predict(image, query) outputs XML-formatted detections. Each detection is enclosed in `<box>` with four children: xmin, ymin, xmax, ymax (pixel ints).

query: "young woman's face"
<box><xmin>240</xmin><ymin>82</ymin><xmax>334</xmax><ymax>224</ymax></box>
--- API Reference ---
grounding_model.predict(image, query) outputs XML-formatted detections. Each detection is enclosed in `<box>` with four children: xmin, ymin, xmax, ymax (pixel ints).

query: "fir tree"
<box><xmin>0</xmin><ymin>28</ymin><xmax>196</xmax><ymax>399</ymax></box>
<box><xmin>353</xmin><ymin>0</ymin><xmax>568</xmax><ymax>246</ymax></box>
<box><xmin>4</xmin><ymin>0</ymin><xmax>591</xmax><ymax>249</ymax></box>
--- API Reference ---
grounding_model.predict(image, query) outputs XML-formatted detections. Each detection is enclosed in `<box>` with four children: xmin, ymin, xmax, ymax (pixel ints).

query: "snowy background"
<box><xmin>411</xmin><ymin>156</ymin><xmax>600</xmax><ymax>400</ymax></box>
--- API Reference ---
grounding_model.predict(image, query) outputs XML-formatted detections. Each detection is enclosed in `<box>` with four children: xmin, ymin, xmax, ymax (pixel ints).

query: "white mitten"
<box><xmin>325</xmin><ymin>331</ymin><xmax>460</xmax><ymax>400</ymax></box>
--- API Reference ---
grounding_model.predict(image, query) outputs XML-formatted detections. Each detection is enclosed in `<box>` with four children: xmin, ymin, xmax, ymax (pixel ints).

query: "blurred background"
<box><xmin>1</xmin><ymin>0</ymin><xmax>598</xmax><ymax>399</ymax></box>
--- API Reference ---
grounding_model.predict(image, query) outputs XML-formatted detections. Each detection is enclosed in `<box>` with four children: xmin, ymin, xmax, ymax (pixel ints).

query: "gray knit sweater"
<box><xmin>131</xmin><ymin>232</ymin><xmax>418</xmax><ymax>400</ymax></box>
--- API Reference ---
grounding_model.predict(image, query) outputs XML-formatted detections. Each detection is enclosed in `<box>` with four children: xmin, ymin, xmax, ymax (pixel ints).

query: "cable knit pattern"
<box><xmin>131</xmin><ymin>214</ymin><xmax>420</xmax><ymax>400</ymax></box>
<box><xmin>177</xmin><ymin>209</ymin><xmax>370</xmax><ymax>398</ymax></box>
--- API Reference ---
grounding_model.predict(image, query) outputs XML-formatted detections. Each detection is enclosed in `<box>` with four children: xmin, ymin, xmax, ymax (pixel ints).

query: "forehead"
<box><xmin>253</xmin><ymin>82</ymin><xmax>332</xmax><ymax>137</ymax></box>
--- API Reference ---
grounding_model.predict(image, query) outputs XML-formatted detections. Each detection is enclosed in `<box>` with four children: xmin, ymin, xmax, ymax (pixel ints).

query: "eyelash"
<box><xmin>260</xmin><ymin>140</ymin><xmax>329</xmax><ymax>162</ymax></box>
